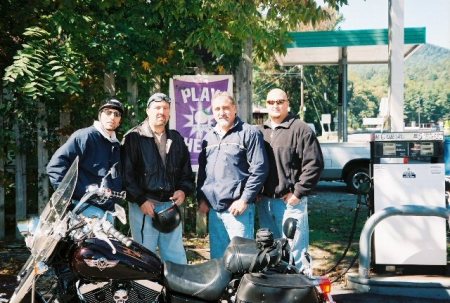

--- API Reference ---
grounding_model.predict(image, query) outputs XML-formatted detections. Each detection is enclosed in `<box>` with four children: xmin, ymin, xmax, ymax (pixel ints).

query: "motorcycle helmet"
<box><xmin>283</xmin><ymin>217</ymin><xmax>298</xmax><ymax>240</ymax></box>
<box><xmin>152</xmin><ymin>203</ymin><xmax>181</xmax><ymax>233</ymax></box>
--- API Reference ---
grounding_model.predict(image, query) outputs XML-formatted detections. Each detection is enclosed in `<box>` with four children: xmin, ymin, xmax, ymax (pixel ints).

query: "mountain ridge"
<box><xmin>349</xmin><ymin>44</ymin><xmax>450</xmax><ymax>81</ymax></box>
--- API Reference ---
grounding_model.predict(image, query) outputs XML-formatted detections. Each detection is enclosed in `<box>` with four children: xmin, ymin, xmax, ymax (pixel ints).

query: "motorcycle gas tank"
<box><xmin>72</xmin><ymin>238</ymin><xmax>163</xmax><ymax>282</ymax></box>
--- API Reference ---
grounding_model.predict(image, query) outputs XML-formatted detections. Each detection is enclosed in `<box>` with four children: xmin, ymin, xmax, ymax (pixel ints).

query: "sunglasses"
<box><xmin>266</xmin><ymin>99</ymin><xmax>286</xmax><ymax>105</ymax></box>
<box><xmin>150</xmin><ymin>95</ymin><xmax>171</xmax><ymax>103</ymax></box>
<box><xmin>102</xmin><ymin>109</ymin><xmax>122</xmax><ymax>118</ymax></box>
<box><xmin>148</xmin><ymin>94</ymin><xmax>171</xmax><ymax>107</ymax></box>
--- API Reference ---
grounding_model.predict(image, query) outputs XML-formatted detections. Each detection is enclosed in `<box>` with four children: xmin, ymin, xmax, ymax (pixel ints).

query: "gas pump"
<box><xmin>370</xmin><ymin>132</ymin><xmax>446</xmax><ymax>271</ymax></box>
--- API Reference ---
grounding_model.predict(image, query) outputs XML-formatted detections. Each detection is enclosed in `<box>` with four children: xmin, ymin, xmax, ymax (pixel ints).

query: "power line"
<box><xmin>253</xmin><ymin>66</ymin><xmax>300</xmax><ymax>96</ymax></box>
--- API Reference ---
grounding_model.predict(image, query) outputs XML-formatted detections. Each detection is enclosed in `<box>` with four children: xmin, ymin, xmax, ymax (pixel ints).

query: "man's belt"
<box><xmin>146</xmin><ymin>191</ymin><xmax>173</xmax><ymax>202</ymax></box>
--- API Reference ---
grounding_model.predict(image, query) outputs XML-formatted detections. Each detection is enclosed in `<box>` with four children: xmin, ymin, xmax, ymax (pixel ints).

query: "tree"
<box><xmin>349</xmin><ymin>44</ymin><xmax>450</xmax><ymax>128</ymax></box>
<box><xmin>252</xmin><ymin>7</ymin><xmax>343</xmax><ymax>133</ymax></box>
<box><xmin>1</xmin><ymin>0</ymin><xmax>349</xmax><ymax>238</ymax></box>
<box><xmin>3</xmin><ymin>26</ymin><xmax>84</xmax><ymax>214</ymax></box>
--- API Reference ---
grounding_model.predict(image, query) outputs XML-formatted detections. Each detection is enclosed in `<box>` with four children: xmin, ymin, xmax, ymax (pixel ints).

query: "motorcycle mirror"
<box><xmin>100</xmin><ymin>162</ymin><xmax>119</xmax><ymax>189</ymax></box>
<box><xmin>114</xmin><ymin>204</ymin><xmax>127</xmax><ymax>225</ymax></box>
<box><xmin>86</xmin><ymin>184</ymin><xmax>99</xmax><ymax>193</ymax></box>
<box><xmin>110</xmin><ymin>163</ymin><xmax>119</xmax><ymax>179</ymax></box>
<box><xmin>283</xmin><ymin>218</ymin><xmax>298</xmax><ymax>240</ymax></box>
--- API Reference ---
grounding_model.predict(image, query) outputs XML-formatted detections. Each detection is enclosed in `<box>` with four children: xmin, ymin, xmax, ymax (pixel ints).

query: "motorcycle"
<box><xmin>7</xmin><ymin>157</ymin><xmax>334</xmax><ymax>303</ymax></box>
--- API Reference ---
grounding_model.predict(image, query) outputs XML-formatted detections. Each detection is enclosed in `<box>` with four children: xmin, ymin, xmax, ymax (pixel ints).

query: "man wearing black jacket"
<box><xmin>122</xmin><ymin>92</ymin><xmax>193</xmax><ymax>264</ymax></box>
<box><xmin>47</xmin><ymin>98</ymin><xmax>124</xmax><ymax>214</ymax></box>
<box><xmin>257</xmin><ymin>88</ymin><xmax>324</xmax><ymax>270</ymax></box>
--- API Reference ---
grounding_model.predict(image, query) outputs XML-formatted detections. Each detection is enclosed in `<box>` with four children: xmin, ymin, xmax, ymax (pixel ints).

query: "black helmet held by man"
<box><xmin>152</xmin><ymin>202</ymin><xmax>182</xmax><ymax>233</ymax></box>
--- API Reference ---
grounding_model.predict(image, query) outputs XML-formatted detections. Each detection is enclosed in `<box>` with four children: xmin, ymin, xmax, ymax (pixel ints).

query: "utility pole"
<box><xmin>418</xmin><ymin>98</ymin><xmax>422</xmax><ymax>127</ymax></box>
<box><xmin>300</xmin><ymin>65</ymin><xmax>305</xmax><ymax>120</ymax></box>
<box><xmin>388</xmin><ymin>0</ymin><xmax>405</xmax><ymax>131</ymax></box>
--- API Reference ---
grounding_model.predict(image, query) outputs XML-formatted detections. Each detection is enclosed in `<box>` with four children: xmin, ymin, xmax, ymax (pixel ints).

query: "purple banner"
<box><xmin>172</xmin><ymin>78</ymin><xmax>231</xmax><ymax>167</ymax></box>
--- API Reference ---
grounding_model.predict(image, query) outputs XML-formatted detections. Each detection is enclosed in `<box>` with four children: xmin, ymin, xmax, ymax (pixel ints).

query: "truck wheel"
<box><xmin>345</xmin><ymin>166</ymin><xmax>370</xmax><ymax>194</ymax></box>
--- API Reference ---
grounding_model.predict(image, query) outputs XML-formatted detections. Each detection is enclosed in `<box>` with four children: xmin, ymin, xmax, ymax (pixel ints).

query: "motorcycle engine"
<box><xmin>77</xmin><ymin>280</ymin><xmax>162</xmax><ymax>303</ymax></box>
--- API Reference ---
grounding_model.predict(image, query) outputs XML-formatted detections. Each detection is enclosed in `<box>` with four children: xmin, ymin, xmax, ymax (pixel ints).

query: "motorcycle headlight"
<box><xmin>17</xmin><ymin>216</ymin><xmax>40</xmax><ymax>237</ymax></box>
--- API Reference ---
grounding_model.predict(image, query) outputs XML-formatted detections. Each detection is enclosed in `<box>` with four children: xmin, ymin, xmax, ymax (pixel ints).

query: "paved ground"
<box><xmin>333</xmin><ymin>293</ymin><xmax>449</xmax><ymax>303</ymax></box>
<box><xmin>313</xmin><ymin>182</ymin><xmax>449</xmax><ymax>302</ymax></box>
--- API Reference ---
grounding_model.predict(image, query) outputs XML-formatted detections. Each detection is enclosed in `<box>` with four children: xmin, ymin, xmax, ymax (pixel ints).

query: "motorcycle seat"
<box><xmin>223</xmin><ymin>236</ymin><xmax>260</xmax><ymax>273</ymax></box>
<box><xmin>164</xmin><ymin>258</ymin><xmax>232</xmax><ymax>301</ymax></box>
<box><xmin>229</xmin><ymin>236</ymin><xmax>255</xmax><ymax>246</ymax></box>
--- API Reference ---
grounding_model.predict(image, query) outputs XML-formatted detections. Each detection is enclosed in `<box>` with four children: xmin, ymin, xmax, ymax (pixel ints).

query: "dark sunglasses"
<box><xmin>102</xmin><ymin>109</ymin><xmax>122</xmax><ymax>118</ymax></box>
<box><xmin>266</xmin><ymin>99</ymin><xmax>286</xmax><ymax>105</ymax></box>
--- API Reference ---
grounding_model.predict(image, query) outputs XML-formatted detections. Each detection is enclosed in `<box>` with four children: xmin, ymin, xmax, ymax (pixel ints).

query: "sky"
<box><xmin>338</xmin><ymin>0</ymin><xmax>450</xmax><ymax>49</ymax></box>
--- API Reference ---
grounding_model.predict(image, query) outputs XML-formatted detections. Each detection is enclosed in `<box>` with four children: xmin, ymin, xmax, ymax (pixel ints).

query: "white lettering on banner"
<box><xmin>200</xmin><ymin>87</ymin><xmax>210</xmax><ymax>102</ymax></box>
<box><xmin>184</xmin><ymin>137</ymin><xmax>203</xmax><ymax>153</ymax></box>
<box><xmin>181</xmin><ymin>89</ymin><xmax>191</xmax><ymax>103</ymax></box>
<box><xmin>180</xmin><ymin>87</ymin><xmax>222</xmax><ymax>103</ymax></box>
<box><xmin>191</xmin><ymin>88</ymin><xmax>199</xmax><ymax>102</ymax></box>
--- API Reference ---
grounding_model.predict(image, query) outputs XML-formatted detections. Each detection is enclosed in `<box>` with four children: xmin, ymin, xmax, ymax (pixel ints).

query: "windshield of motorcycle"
<box><xmin>10</xmin><ymin>157</ymin><xmax>79</xmax><ymax>303</ymax></box>
<box><xmin>32</xmin><ymin>156</ymin><xmax>78</xmax><ymax>248</ymax></box>
<box><xmin>48</xmin><ymin>156</ymin><xmax>79</xmax><ymax>220</ymax></box>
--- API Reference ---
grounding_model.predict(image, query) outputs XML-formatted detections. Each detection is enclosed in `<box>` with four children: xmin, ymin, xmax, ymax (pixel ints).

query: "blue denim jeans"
<box><xmin>208</xmin><ymin>204</ymin><xmax>255</xmax><ymax>259</ymax></box>
<box><xmin>256</xmin><ymin>196</ymin><xmax>309</xmax><ymax>269</ymax></box>
<box><xmin>128</xmin><ymin>202</ymin><xmax>187</xmax><ymax>264</ymax></box>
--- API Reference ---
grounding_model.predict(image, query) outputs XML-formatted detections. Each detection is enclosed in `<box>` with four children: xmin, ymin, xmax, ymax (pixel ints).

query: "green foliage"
<box><xmin>3</xmin><ymin>1</ymin><xmax>350</xmax><ymax>109</ymax></box>
<box><xmin>3</xmin><ymin>26</ymin><xmax>84</xmax><ymax>101</ymax></box>
<box><xmin>349</xmin><ymin>44</ymin><xmax>450</xmax><ymax>128</ymax></box>
<box><xmin>0</xmin><ymin>0</ymin><xmax>350</xmax><ymax>237</ymax></box>
<box><xmin>0</xmin><ymin>0</ymin><xmax>54</xmax><ymax>78</ymax></box>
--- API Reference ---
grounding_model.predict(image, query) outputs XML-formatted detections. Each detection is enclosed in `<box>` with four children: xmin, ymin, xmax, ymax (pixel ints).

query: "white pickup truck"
<box><xmin>319</xmin><ymin>142</ymin><xmax>371</xmax><ymax>193</ymax></box>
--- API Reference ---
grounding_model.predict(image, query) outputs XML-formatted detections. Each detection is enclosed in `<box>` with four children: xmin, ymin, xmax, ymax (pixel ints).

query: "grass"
<box><xmin>182</xmin><ymin>186</ymin><xmax>371</xmax><ymax>272</ymax></box>
<box><xmin>308</xmin><ymin>193</ymin><xmax>368</xmax><ymax>277</ymax></box>
<box><xmin>309</xmin><ymin>196</ymin><xmax>369</xmax><ymax>246</ymax></box>
<box><xmin>308</xmin><ymin>189</ymin><xmax>370</xmax><ymax>277</ymax></box>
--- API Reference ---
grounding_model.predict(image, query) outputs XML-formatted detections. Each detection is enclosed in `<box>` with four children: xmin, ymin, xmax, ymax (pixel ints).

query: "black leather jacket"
<box><xmin>121</xmin><ymin>119</ymin><xmax>193</xmax><ymax>206</ymax></box>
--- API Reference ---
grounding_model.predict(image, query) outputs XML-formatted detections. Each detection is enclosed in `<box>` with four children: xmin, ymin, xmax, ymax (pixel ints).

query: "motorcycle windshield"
<box><xmin>9</xmin><ymin>157</ymin><xmax>79</xmax><ymax>303</ymax></box>
<box><xmin>30</xmin><ymin>157</ymin><xmax>78</xmax><ymax>255</ymax></box>
<box><xmin>48</xmin><ymin>156</ymin><xmax>79</xmax><ymax>221</ymax></box>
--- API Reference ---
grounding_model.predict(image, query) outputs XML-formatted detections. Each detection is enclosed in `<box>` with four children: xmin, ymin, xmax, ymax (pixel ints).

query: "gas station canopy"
<box><xmin>275</xmin><ymin>27</ymin><xmax>426</xmax><ymax>66</ymax></box>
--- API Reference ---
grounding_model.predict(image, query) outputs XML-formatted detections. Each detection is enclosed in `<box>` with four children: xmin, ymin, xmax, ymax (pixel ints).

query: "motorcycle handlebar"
<box><xmin>84</xmin><ymin>185</ymin><xmax>126</xmax><ymax>199</ymax></box>
<box><xmin>78</xmin><ymin>188</ymin><xmax>126</xmax><ymax>209</ymax></box>
<box><xmin>109</xmin><ymin>190</ymin><xmax>126</xmax><ymax>200</ymax></box>
<box><xmin>102</xmin><ymin>220</ymin><xmax>132</xmax><ymax>247</ymax></box>
<box><xmin>95</xmin><ymin>188</ymin><xmax>126</xmax><ymax>203</ymax></box>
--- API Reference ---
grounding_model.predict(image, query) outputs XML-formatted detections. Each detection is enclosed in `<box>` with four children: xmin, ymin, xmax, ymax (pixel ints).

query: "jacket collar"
<box><xmin>263</xmin><ymin>113</ymin><xmax>296</xmax><ymax>129</ymax></box>
<box><xmin>93</xmin><ymin>121</ymin><xmax>119</xmax><ymax>143</ymax></box>
<box><xmin>132</xmin><ymin>118</ymin><xmax>170</xmax><ymax>139</ymax></box>
<box><xmin>213</xmin><ymin>116</ymin><xmax>243</xmax><ymax>135</ymax></box>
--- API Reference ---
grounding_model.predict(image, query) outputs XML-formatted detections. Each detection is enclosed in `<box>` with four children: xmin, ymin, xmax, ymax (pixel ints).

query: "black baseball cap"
<box><xmin>99</xmin><ymin>98</ymin><xmax>124</xmax><ymax>115</ymax></box>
